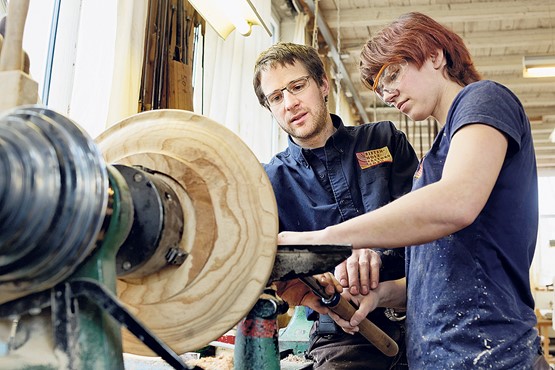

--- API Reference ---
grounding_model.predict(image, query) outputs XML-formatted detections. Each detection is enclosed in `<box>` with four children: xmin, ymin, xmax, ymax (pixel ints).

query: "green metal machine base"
<box><xmin>279</xmin><ymin>306</ymin><xmax>313</xmax><ymax>356</ymax></box>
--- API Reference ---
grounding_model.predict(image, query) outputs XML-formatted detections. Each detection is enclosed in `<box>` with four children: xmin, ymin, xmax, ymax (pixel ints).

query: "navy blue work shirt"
<box><xmin>263</xmin><ymin>114</ymin><xmax>418</xmax><ymax>234</ymax></box>
<box><xmin>264</xmin><ymin>114</ymin><xmax>417</xmax><ymax>321</ymax></box>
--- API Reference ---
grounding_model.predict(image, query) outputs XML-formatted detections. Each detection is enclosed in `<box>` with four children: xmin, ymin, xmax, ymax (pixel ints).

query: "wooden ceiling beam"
<box><xmin>322</xmin><ymin>1</ymin><xmax>554</xmax><ymax>28</ymax></box>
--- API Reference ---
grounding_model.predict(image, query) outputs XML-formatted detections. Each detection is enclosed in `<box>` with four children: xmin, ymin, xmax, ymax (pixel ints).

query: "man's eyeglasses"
<box><xmin>265</xmin><ymin>76</ymin><xmax>311</xmax><ymax>107</ymax></box>
<box><xmin>372</xmin><ymin>60</ymin><xmax>408</xmax><ymax>106</ymax></box>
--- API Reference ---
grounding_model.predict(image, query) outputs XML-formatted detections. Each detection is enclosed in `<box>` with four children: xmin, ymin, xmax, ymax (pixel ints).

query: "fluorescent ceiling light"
<box><xmin>523</xmin><ymin>55</ymin><xmax>555</xmax><ymax>78</ymax></box>
<box><xmin>189</xmin><ymin>0</ymin><xmax>271</xmax><ymax>39</ymax></box>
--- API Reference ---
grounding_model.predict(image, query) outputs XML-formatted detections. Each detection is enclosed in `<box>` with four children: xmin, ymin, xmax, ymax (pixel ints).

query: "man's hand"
<box><xmin>328</xmin><ymin>289</ymin><xmax>380</xmax><ymax>334</ymax></box>
<box><xmin>335</xmin><ymin>249</ymin><xmax>381</xmax><ymax>296</ymax></box>
<box><xmin>273</xmin><ymin>272</ymin><xmax>343</xmax><ymax>315</ymax></box>
<box><xmin>328</xmin><ymin>279</ymin><xmax>407</xmax><ymax>335</ymax></box>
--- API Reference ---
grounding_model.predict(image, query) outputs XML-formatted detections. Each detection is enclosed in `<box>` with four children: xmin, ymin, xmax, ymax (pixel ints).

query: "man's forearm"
<box><xmin>375</xmin><ymin>278</ymin><xmax>406</xmax><ymax>310</ymax></box>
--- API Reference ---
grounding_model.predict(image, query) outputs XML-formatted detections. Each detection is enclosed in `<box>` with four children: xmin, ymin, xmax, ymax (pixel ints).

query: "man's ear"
<box><xmin>320</xmin><ymin>76</ymin><xmax>330</xmax><ymax>98</ymax></box>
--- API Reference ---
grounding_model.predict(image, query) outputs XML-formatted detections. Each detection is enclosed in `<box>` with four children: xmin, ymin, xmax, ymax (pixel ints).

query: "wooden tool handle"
<box><xmin>330</xmin><ymin>295</ymin><xmax>399</xmax><ymax>357</ymax></box>
<box><xmin>0</xmin><ymin>0</ymin><xmax>30</xmax><ymax>72</ymax></box>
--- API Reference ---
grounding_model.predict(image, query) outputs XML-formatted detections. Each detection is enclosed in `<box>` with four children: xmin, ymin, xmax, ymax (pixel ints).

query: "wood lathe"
<box><xmin>0</xmin><ymin>107</ymin><xmax>281</xmax><ymax>369</ymax></box>
<box><xmin>0</xmin><ymin>106</ymin><xmax>368</xmax><ymax>369</ymax></box>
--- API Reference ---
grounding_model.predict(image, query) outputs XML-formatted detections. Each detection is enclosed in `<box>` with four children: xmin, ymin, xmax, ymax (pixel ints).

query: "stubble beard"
<box><xmin>282</xmin><ymin>100</ymin><xmax>329</xmax><ymax>143</ymax></box>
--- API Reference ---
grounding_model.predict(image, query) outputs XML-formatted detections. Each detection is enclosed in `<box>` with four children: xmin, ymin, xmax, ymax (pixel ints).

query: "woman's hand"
<box><xmin>277</xmin><ymin>230</ymin><xmax>324</xmax><ymax>245</ymax></box>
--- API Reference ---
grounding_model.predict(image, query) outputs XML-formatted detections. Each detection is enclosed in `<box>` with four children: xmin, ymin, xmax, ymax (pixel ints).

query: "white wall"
<box><xmin>533</xmin><ymin>169</ymin><xmax>555</xmax><ymax>332</ymax></box>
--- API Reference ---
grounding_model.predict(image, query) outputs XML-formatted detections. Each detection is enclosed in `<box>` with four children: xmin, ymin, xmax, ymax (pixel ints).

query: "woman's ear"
<box><xmin>431</xmin><ymin>49</ymin><xmax>445</xmax><ymax>69</ymax></box>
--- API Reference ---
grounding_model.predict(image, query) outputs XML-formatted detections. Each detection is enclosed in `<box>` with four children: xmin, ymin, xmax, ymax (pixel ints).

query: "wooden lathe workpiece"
<box><xmin>96</xmin><ymin>109</ymin><xmax>279</xmax><ymax>356</ymax></box>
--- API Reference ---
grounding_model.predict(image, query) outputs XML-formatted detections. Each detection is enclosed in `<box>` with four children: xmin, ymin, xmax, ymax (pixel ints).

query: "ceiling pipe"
<box><xmin>303</xmin><ymin>0</ymin><xmax>369</xmax><ymax>123</ymax></box>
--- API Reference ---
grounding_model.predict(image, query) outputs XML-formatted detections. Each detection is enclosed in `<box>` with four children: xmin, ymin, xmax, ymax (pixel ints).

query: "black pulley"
<box><xmin>0</xmin><ymin>105</ymin><xmax>109</xmax><ymax>303</ymax></box>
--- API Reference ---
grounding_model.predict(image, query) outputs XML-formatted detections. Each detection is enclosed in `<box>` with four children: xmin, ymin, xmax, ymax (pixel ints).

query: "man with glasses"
<box><xmin>253</xmin><ymin>42</ymin><xmax>418</xmax><ymax>369</ymax></box>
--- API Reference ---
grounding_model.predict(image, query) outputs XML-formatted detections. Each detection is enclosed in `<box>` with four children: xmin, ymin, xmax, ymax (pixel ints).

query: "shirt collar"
<box><xmin>288</xmin><ymin>114</ymin><xmax>349</xmax><ymax>165</ymax></box>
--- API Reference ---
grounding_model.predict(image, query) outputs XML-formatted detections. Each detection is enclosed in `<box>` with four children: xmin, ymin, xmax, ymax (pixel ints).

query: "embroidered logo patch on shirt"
<box><xmin>356</xmin><ymin>147</ymin><xmax>393</xmax><ymax>169</ymax></box>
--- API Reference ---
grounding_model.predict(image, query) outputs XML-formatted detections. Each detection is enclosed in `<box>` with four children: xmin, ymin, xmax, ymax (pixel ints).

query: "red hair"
<box><xmin>360</xmin><ymin>12</ymin><xmax>481</xmax><ymax>90</ymax></box>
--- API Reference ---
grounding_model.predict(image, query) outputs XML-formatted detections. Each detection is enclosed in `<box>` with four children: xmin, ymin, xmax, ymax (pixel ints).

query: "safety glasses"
<box><xmin>372</xmin><ymin>60</ymin><xmax>408</xmax><ymax>106</ymax></box>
